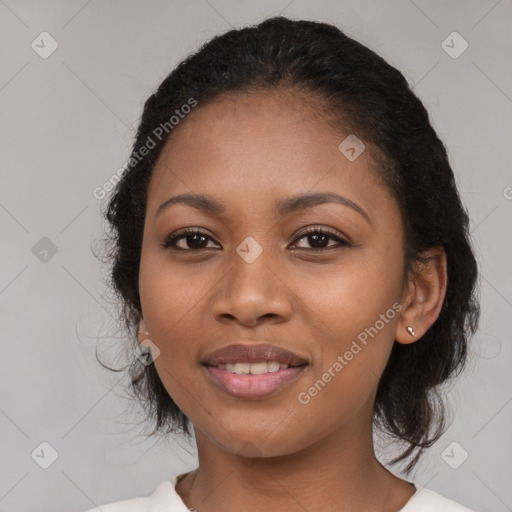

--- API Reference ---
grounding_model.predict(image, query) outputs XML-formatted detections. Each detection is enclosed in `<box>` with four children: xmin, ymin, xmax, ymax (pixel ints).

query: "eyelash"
<box><xmin>161</xmin><ymin>226</ymin><xmax>351</xmax><ymax>253</ymax></box>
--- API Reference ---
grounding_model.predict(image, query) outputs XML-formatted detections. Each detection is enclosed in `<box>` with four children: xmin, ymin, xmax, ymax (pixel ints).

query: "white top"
<box><xmin>82</xmin><ymin>474</ymin><xmax>475</xmax><ymax>512</ymax></box>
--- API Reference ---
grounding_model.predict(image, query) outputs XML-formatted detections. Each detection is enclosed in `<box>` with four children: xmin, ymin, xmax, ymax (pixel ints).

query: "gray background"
<box><xmin>0</xmin><ymin>1</ymin><xmax>511</xmax><ymax>511</ymax></box>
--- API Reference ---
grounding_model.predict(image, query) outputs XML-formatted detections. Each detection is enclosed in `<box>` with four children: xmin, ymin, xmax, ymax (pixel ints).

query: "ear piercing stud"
<box><xmin>138</xmin><ymin>330</ymin><xmax>149</xmax><ymax>336</ymax></box>
<box><xmin>407</xmin><ymin>326</ymin><xmax>416</xmax><ymax>337</ymax></box>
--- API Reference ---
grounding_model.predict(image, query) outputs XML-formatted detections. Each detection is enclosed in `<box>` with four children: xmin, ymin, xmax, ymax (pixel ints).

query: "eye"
<box><xmin>162</xmin><ymin>226</ymin><xmax>351</xmax><ymax>252</ymax></box>
<box><xmin>290</xmin><ymin>226</ymin><xmax>351</xmax><ymax>252</ymax></box>
<box><xmin>162</xmin><ymin>228</ymin><xmax>220</xmax><ymax>251</ymax></box>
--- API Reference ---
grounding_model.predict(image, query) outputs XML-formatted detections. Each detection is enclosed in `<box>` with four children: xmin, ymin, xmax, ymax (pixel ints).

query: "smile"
<box><xmin>201</xmin><ymin>343</ymin><xmax>309</xmax><ymax>399</ymax></box>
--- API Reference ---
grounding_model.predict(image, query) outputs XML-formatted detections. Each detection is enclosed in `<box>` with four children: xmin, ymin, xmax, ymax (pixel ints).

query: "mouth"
<box><xmin>201</xmin><ymin>343</ymin><xmax>309</xmax><ymax>400</ymax></box>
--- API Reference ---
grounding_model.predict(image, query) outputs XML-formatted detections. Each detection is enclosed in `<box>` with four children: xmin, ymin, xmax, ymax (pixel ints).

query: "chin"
<box><xmin>202</xmin><ymin>422</ymin><xmax>313</xmax><ymax>460</ymax></box>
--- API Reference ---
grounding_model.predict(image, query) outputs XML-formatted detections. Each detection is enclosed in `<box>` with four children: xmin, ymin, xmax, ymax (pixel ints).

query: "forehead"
<box><xmin>156</xmin><ymin>89</ymin><xmax>343</xmax><ymax>168</ymax></box>
<box><xmin>146</xmin><ymin>89</ymin><xmax>393</xmax><ymax>219</ymax></box>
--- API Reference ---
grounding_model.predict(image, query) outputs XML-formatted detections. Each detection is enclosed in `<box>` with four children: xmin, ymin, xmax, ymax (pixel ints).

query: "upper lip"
<box><xmin>202</xmin><ymin>343</ymin><xmax>308</xmax><ymax>367</ymax></box>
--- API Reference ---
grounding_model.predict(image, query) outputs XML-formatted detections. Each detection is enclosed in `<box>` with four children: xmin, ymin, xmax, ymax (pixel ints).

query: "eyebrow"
<box><xmin>155</xmin><ymin>192</ymin><xmax>371</xmax><ymax>224</ymax></box>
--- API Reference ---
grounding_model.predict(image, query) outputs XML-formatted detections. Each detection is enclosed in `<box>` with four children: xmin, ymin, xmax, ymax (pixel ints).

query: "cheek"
<box><xmin>292</xmin><ymin>247</ymin><xmax>403</xmax><ymax>339</ymax></box>
<box><xmin>290</xmin><ymin>249</ymin><xmax>403</xmax><ymax>402</ymax></box>
<box><xmin>139</xmin><ymin>252</ymin><xmax>217</xmax><ymax>338</ymax></box>
<box><xmin>138</xmin><ymin>255</ymin><xmax>220</xmax><ymax>409</ymax></box>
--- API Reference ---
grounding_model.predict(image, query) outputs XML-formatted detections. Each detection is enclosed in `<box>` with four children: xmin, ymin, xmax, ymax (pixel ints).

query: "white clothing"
<box><xmin>82</xmin><ymin>473</ymin><xmax>475</xmax><ymax>511</ymax></box>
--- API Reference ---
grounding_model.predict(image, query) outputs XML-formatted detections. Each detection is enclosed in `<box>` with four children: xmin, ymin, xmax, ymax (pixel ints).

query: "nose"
<box><xmin>210</xmin><ymin>248</ymin><xmax>293</xmax><ymax>328</ymax></box>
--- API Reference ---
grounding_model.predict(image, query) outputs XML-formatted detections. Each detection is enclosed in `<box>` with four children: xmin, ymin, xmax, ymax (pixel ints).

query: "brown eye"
<box><xmin>162</xmin><ymin>228</ymin><xmax>220</xmax><ymax>251</ymax></box>
<box><xmin>291</xmin><ymin>227</ymin><xmax>351</xmax><ymax>251</ymax></box>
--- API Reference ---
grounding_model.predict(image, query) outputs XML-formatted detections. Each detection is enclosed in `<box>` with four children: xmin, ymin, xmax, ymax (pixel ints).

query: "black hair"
<box><xmin>97</xmin><ymin>16</ymin><xmax>480</xmax><ymax>473</ymax></box>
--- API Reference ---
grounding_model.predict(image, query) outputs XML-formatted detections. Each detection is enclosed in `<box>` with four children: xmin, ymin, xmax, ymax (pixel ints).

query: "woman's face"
<box><xmin>138</xmin><ymin>90</ymin><xmax>407</xmax><ymax>457</ymax></box>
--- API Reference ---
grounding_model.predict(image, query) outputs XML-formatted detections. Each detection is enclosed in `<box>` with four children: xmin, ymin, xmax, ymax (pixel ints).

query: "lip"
<box><xmin>201</xmin><ymin>343</ymin><xmax>308</xmax><ymax>366</ymax></box>
<box><xmin>201</xmin><ymin>343</ymin><xmax>309</xmax><ymax>400</ymax></box>
<box><xmin>203</xmin><ymin>365</ymin><xmax>307</xmax><ymax>400</ymax></box>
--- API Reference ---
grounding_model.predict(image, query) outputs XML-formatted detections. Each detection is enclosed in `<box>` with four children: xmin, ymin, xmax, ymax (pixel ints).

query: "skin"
<box><xmin>137</xmin><ymin>89</ymin><xmax>447</xmax><ymax>512</ymax></box>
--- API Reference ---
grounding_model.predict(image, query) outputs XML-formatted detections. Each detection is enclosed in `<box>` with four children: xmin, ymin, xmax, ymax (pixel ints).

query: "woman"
<box><xmin>87</xmin><ymin>16</ymin><xmax>480</xmax><ymax>512</ymax></box>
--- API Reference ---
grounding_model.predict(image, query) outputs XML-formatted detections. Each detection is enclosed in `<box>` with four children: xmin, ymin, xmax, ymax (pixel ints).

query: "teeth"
<box><xmin>267</xmin><ymin>361</ymin><xmax>280</xmax><ymax>372</ymax></box>
<box><xmin>234</xmin><ymin>363</ymin><xmax>250</xmax><ymax>374</ymax></box>
<box><xmin>221</xmin><ymin>362</ymin><xmax>289</xmax><ymax>374</ymax></box>
<box><xmin>248</xmin><ymin>362</ymin><xmax>268</xmax><ymax>375</ymax></box>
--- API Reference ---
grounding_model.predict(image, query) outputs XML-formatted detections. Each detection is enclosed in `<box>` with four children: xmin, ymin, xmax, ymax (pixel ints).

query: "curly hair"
<box><xmin>97</xmin><ymin>16</ymin><xmax>480</xmax><ymax>473</ymax></box>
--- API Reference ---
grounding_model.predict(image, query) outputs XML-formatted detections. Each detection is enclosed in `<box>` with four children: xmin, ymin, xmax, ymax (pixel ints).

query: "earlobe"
<box><xmin>138</xmin><ymin>318</ymin><xmax>149</xmax><ymax>342</ymax></box>
<box><xmin>395</xmin><ymin>247</ymin><xmax>447</xmax><ymax>345</ymax></box>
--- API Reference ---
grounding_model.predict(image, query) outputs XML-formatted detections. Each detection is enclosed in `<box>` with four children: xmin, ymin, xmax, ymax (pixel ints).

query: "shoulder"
<box><xmin>401</xmin><ymin>485</ymin><xmax>475</xmax><ymax>512</ymax></box>
<box><xmin>80</xmin><ymin>480</ymin><xmax>188</xmax><ymax>512</ymax></box>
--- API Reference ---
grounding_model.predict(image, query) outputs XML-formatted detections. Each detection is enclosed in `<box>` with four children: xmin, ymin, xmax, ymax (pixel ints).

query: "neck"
<box><xmin>177</xmin><ymin>423</ymin><xmax>415</xmax><ymax>512</ymax></box>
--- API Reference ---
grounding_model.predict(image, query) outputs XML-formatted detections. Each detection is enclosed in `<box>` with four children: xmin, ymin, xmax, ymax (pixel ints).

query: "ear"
<box><xmin>395</xmin><ymin>247</ymin><xmax>447</xmax><ymax>344</ymax></box>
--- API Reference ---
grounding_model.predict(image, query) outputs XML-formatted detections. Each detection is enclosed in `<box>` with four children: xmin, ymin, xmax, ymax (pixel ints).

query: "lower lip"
<box><xmin>203</xmin><ymin>365</ymin><xmax>307</xmax><ymax>400</ymax></box>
